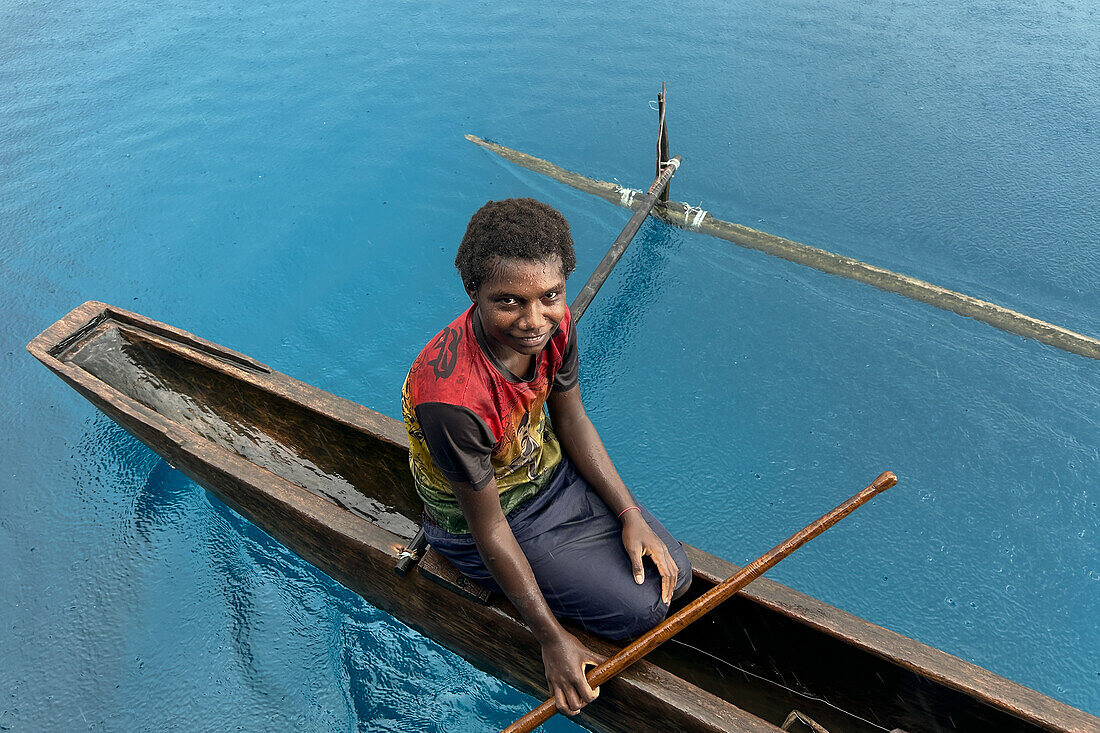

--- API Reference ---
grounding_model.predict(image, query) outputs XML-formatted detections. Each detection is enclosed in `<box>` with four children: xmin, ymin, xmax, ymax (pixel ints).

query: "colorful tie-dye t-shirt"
<box><xmin>402</xmin><ymin>305</ymin><xmax>578</xmax><ymax>534</ymax></box>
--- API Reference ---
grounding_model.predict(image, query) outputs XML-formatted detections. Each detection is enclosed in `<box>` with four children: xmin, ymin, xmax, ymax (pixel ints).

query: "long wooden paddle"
<box><xmin>502</xmin><ymin>470</ymin><xmax>898</xmax><ymax>733</ymax></box>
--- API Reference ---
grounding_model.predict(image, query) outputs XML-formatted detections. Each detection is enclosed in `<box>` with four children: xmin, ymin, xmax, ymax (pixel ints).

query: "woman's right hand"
<box><xmin>449</xmin><ymin>479</ymin><xmax>605</xmax><ymax>715</ymax></box>
<box><xmin>540</xmin><ymin>630</ymin><xmax>605</xmax><ymax>716</ymax></box>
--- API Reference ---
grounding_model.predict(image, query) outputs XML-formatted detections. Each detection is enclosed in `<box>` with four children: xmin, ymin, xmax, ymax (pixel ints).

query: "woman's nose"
<box><xmin>518</xmin><ymin>303</ymin><xmax>546</xmax><ymax>331</ymax></box>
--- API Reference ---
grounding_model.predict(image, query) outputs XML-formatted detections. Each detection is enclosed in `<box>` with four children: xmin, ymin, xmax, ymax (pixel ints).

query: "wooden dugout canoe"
<box><xmin>28</xmin><ymin>301</ymin><xmax>1098</xmax><ymax>733</ymax></box>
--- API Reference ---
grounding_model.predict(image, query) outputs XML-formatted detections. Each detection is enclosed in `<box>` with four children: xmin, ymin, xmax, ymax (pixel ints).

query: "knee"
<box><xmin>606</xmin><ymin>546</ymin><xmax>693</xmax><ymax>639</ymax></box>
<box><xmin>671</xmin><ymin>542</ymin><xmax>693</xmax><ymax>600</ymax></box>
<box><xmin>604</xmin><ymin>597</ymin><xmax>668</xmax><ymax>640</ymax></box>
<box><xmin>672</xmin><ymin>571</ymin><xmax>692</xmax><ymax>600</ymax></box>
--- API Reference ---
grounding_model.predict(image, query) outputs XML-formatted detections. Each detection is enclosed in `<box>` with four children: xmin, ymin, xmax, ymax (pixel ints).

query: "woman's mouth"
<box><xmin>514</xmin><ymin>332</ymin><xmax>548</xmax><ymax>346</ymax></box>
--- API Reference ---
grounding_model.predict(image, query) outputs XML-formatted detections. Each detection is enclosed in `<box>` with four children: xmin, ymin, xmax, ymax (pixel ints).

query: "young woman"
<box><xmin>402</xmin><ymin>198</ymin><xmax>691</xmax><ymax>716</ymax></box>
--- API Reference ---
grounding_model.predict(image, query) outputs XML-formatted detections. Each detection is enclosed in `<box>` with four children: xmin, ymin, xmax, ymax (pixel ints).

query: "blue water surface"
<box><xmin>2</xmin><ymin>0</ymin><xmax>1097</xmax><ymax>730</ymax></box>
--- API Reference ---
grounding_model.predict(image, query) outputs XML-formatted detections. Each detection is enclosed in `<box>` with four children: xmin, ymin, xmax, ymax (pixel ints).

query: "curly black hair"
<box><xmin>455</xmin><ymin>198</ymin><xmax>577</xmax><ymax>293</ymax></box>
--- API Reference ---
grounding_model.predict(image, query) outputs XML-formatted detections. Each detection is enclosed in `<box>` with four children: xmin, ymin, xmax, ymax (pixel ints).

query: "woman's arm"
<box><xmin>546</xmin><ymin>386</ymin><xmax>678</xmax><ymax>604</ymax></box>
<box><xmin>449</xmin><ymin>475</ymin><xmax>604</xmax><ymax>716</ymax></box>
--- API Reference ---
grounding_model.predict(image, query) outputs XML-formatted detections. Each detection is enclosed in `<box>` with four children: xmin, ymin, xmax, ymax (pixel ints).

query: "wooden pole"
<box><xmin>502</xmin><ymin>470</ymin><xmax>898</xmax><ymax>733</ymax></box>
<box><xmin>465</xmin><ymin>133</ymin><xmax>1100</xmax><ymax>361</ymax></box>
<box><xmin>570</xmin><ymin>154</ymin><xmax>681</xmax><ymax>321</ymax></box>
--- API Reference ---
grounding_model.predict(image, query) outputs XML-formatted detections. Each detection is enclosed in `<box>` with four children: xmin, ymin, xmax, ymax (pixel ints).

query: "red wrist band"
<box><xmin>618</xmin><ymin>505</ymin><xmax>641</xmax><ymax>519</ymax></box>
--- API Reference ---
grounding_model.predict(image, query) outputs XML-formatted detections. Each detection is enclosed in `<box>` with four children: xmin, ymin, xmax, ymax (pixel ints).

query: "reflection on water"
<box><xmin>132</xmin><ymin>457</ymin><xmax>195</xmax><ymax>542</ymax></box>
<box><xmin>581</xmin><ymin>220</ymin><xmax>681</xmax><ymax>388</ymax></box>
<box><xmin>65</xmin><ymin>322</ymin><xmax>418</xmax><ymax>538</ymax></box>
<box><xmin>337</xmin><ymin>611</ymin><xmax>532</xmax><ymax>731</ymax></box>
<box><xmin>77</xmin><ymin>418</ymin><xmax>270</xmax><ymax>691</ymax></box>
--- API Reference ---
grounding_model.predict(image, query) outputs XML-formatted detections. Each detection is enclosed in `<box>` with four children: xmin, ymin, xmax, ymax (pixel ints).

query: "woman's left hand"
<box><xmin>620</xmin><ymin>511</ymin><xmax>678</xmax><ymax>605</ymax></box>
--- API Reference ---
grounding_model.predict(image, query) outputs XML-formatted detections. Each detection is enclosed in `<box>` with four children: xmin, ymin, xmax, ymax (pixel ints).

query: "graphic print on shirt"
<box><xmin>427</xmin><ymin>326</ymin><xmax>460</xmax><ymax>378</ymax></box>
<box><xmin>497</xmin><ymin>395</ymin><xmax>547</xmax><ymax>481</ymax></box>
<box><xmin>401</xmin><ymin>376</ymin><xmax>435</xmax><ymax>495</ymax></box>
<box><xmin>402</xmin><ymin>305</ymin><xmax>573</xmax><ymax>533</ymax></box>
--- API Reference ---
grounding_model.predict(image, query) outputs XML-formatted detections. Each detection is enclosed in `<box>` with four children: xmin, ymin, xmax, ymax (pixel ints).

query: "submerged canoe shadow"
<box><xmin>78</xmin><ymin>414</ymin><xmax>301</xmax><ymax>699</ymax></box>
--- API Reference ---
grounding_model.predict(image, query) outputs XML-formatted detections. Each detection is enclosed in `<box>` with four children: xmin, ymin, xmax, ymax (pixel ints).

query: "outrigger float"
<box><xmin>29</xmin><ymin>89</ymin><xmax>1099</xmax><ymax>732</ymax></box>
<box><xmin>464</xmin><ymin>107</ymin><xmax>1100</xmax><ymax>362</ymax></box>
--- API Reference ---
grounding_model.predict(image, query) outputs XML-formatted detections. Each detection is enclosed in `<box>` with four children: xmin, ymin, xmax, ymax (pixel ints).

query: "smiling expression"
<box><xmin>468</xmin><ymin>255</ymin><xmax>567</xmax><ymax>374</ymax></box>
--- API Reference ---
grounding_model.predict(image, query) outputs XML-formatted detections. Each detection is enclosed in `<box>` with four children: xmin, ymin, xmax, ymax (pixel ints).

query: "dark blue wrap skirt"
<box><xmin>422</xmin><ymin>456</ymin><xmax>692</xmax><ymax>640</ymax></box>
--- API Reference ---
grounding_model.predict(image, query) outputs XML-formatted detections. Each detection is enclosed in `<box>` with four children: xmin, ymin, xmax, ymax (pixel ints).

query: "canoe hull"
<box><xmin>28</xmin><ymin>302</ymin><xmax>1099</xmax><ymax>733</ymax></box>
<box><xmin>27</xmin><ymin>301</ymin><xmax>776</xmax><ymax>733</ymax></box>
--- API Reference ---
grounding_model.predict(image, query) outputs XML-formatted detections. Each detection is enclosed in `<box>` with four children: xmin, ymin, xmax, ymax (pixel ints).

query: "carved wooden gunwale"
<box><xmin>27</xmin><ymin>302</ymin><xmax>1099</xmax><ymax>733</ymax></box>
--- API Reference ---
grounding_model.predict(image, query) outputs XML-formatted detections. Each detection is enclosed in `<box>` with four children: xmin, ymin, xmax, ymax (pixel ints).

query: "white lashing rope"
<box><xmin>683</xmin><ymin>203</ymin><xmax>708</xmax><ymax>230</ymax></box>
<box><xmin>618</xmin><ymin>186</ymin><xmax>639</xmax><ymax>208</ymax></box>
<box><xmin>466</xmin><ymin>134</ymin><xmax>1100</xmax><ymax>361</ymax></box>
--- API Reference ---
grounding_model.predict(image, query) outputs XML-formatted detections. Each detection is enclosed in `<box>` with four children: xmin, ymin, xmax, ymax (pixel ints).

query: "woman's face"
<box><xmin>470</xmin><ymin>254</ymin><xmax>567</xmax><ymax>361</ymax></box>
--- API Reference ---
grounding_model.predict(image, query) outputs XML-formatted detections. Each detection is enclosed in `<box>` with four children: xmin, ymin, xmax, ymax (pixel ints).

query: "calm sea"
<box><xmin>2</xmin><ymin>0</ymin><xmax>1096</xmax><ymax>729</ymax></box>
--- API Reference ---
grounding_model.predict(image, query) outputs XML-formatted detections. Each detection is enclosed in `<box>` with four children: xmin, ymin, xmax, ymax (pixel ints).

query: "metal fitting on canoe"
<box><xmin>781</xmin><ymin>710</ymin><xmax>830</xmax><ymax>733</ymax></box>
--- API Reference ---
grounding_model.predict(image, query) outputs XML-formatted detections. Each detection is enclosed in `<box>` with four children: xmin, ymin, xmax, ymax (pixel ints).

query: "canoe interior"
<box><xmin>660</xmin><ymin>579</ymin><xmax>1045</xmax><ymax>733</ymax></box>
<box><xmin>52</xmin><ymin>313</ymin><xmax>420</xmax><ymax>539</ymax></box>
